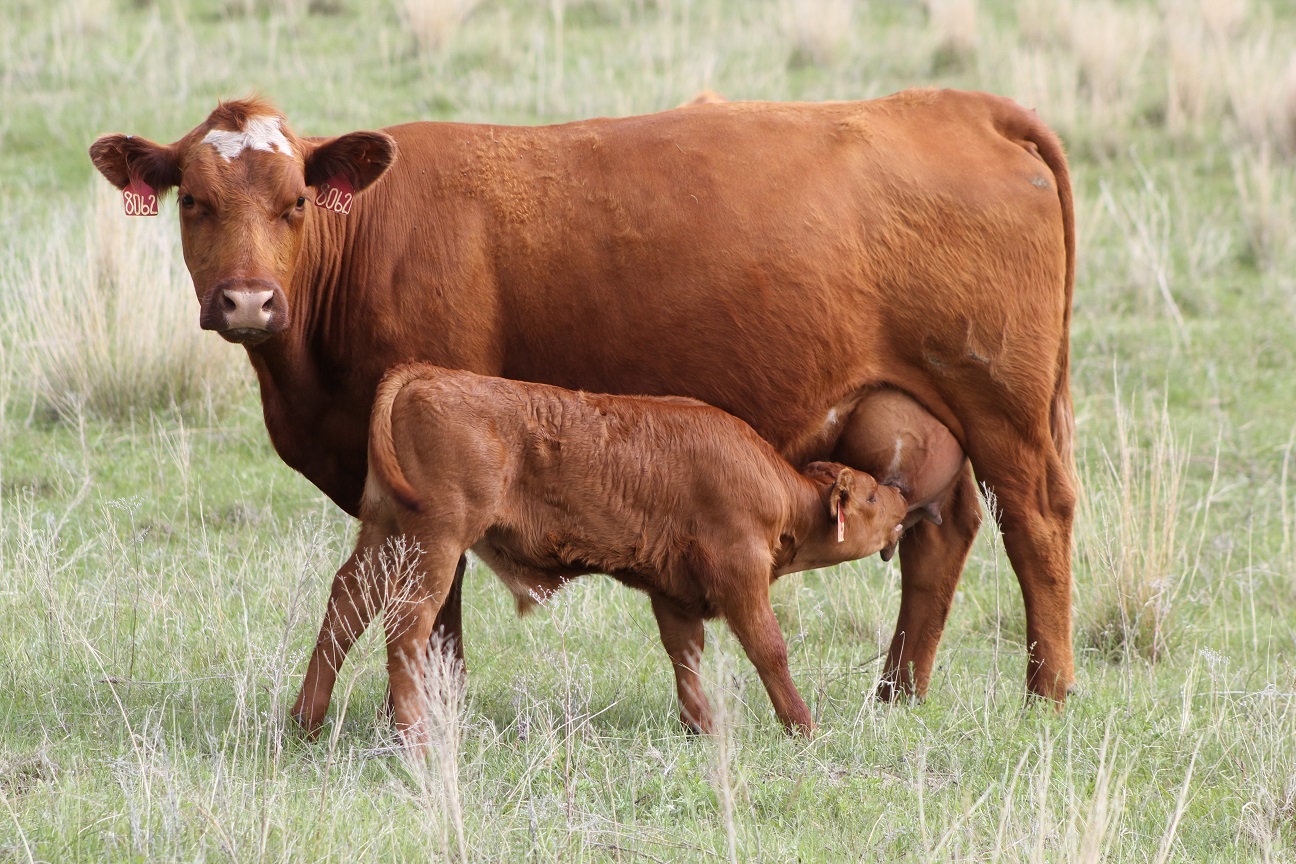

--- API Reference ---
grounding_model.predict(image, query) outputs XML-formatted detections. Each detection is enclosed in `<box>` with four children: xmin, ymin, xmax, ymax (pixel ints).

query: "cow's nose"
<box><xmin>222</xmin><ymin>289</ymin><xmax>275</xmax><ymax>331</ymax></box>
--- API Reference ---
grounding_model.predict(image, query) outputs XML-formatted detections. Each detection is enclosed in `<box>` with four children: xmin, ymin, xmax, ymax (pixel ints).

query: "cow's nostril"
<box><xmin>261</xmin><ymin>297</ymin><xmax>274</xmax><ymax>313</ymax></box>
<box><xmin>222</xmin><ymin>293</ymin><xmax>237</xmax><ymax>312</ymax></box>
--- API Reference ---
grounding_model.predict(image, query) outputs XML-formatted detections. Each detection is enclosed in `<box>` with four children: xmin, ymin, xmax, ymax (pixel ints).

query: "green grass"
<box><xmin>3</xmin><ymin>0</ymin><xmax>1296</xmax><ymax>859</ymax></box>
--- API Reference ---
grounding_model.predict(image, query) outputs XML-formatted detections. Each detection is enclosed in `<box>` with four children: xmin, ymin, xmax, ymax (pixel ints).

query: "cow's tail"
<box><xmin>367</xmin><ymin>365</ymin><xmax>427</xmax><ymax>512</ymax></box>
<box><xmin>999</xmin><ymin>99</ymin><xmax>1077</xmax><ymax>481</ymax></box>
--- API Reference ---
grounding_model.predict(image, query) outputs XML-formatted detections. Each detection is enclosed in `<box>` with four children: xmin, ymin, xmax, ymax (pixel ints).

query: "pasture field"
<box><xmin>2</xmin><ymin>0</ymin><xmax>1296</xmax><ymax>859</ymax></box>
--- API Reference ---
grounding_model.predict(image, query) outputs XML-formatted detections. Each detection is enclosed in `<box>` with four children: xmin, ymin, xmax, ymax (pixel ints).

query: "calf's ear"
<box><xmin>305</xmin><ymin>131</ymin><xmax>397</xmax><ymax>193</ymax></box>
<box><xmin>89</xmin><ymin>134</ymin><xmax>181</xmax><ymax>192</ymax></box>
<box><xmin>828</xmin><ymin>467</ymin><xmax>856</xmax><ymax>517</ymax></box>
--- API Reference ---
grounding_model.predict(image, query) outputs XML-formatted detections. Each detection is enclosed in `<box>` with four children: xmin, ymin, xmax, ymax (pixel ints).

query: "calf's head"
<box><xmin>89</xmin><ymin>99</ymin><xmax>395</xmax><ymax>346</ymax></box>
<box><xmin>802</xmin><ymin>462</ymin><xmax>907</xmax><ymax>563</ymax></box>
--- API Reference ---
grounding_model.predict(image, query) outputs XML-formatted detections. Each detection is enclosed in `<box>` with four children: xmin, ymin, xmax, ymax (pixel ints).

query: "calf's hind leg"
<box><xmin>292</xmin><ymin>522</ymin><xmax>389</xmax><ymax>734</ymax></box>
<box><xmin>384</xmin><ymin>541</ymin><xmax>467</xmax><ymax>749</ymax></box>
<box><xmin>650</xmin><ymin>594</ymin><xmax>712</xmax><ymax>734</ymax></box>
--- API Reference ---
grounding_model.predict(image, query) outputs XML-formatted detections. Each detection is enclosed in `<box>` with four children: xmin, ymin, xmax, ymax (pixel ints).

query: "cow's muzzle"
<box><xmin>199</xmin><ymin>278</ymin><xmax>290</xmax><ymax>344</ymax></box>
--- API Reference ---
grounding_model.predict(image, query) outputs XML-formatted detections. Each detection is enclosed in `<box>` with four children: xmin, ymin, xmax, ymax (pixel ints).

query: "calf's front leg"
<box><xmin>722</xmin><ymin>590</ymin><xmax>814</xmax><ymax>736</ymax></box>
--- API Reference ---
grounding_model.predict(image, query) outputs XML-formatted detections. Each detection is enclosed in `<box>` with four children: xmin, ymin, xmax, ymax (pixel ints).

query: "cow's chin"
<box><xmin>219</xmin><ymin>327</ymin><xmax>274</xmax><ymax>346</ymax></box>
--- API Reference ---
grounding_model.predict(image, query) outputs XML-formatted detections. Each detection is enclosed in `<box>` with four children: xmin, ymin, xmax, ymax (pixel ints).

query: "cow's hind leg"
<box><xmin>292</xmin><ymin>522</ymin><xmax>389</xmax><ymax>735</ymax></box>
<box><xmin>650</xmin><ymin>594</ymin><xmax>712</xmax><ymax>734</ymax></box>
<box><xmin>965</xmin><ymin>423</ymin><xmax>1076</xmax><ymax>700</ymax></box>
<box><xmin>879</xmin><ymin>465</ymin><xmax>981</xmax><ymax>702</ymax></box>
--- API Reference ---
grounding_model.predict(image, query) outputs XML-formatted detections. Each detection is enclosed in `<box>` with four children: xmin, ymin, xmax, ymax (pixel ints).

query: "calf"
<box><xmin>292</xmin><ymin>365</ymin><xmax>908</xmax><ymax>743</ymax></box>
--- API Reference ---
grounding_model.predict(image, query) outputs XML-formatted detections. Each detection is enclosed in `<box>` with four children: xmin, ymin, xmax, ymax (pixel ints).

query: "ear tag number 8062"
<box><xmin>123</xmin><ymin>177</ymin><xmax>159</xmax><ymax>216</ymax></box>
<box><xmin>314</xmin><ymin>176</ymin><xmax>355</xmax><ymax>215</ymax></box>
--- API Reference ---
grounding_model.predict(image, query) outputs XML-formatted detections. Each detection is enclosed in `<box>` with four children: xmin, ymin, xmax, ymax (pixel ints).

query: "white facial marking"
<box><xmin>202</xmin><ymin>115</ymin><xmax>294</xmax><ymax>161</ymax></box>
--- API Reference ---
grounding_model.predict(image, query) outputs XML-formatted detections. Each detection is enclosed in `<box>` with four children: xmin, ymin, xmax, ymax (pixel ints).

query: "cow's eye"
<box><xmin>296</xmin><ymin>196</ymin><xmax>306</xmax><ymax>208</ymax></box>
<box><xmin>867</xmin><ymin>494</ymin><xmax>879</xmax><ymax>504</ymax></box>
<box><xmin>180</xmin><ymin>194</ymin><xmax>195</xmax><ymax>209</ymax></box>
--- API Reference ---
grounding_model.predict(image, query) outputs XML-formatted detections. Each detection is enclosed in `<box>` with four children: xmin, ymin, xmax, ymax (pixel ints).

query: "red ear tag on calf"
<box><xmin>314</xmin><ymin>175</ymin><xmax>355</xmax><ymax>215</ymax></box>
<box><xmin>837</xmin><ymin>507</ymin><xmax>845</xmax><ymax>543</ymax></box>
<box><xmin>123</xmin><ymin>177</ymin><xmax>159</xmax><ymax>216</ymax></box>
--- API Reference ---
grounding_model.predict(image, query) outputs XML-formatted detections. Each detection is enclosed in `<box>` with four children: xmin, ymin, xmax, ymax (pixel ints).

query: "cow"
<box><xmin>88</xmin><ymin>87</ymin><xmax>1077</xmax><ymax>714</ymax></box>
<box><xmin>293</xmin><ymin>364</ymin><xmax>909</xmax><ymax>742</ymax></box>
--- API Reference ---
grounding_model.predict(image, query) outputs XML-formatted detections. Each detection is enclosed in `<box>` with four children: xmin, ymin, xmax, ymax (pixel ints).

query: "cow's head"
<box><xmin>89</xmin><ymin>99</ymin><xmax>396</xmax><ymax>346</ymax></box>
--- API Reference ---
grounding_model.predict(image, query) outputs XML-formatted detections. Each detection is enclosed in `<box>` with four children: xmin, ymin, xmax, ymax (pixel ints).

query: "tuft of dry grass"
<box><xmin>925</xmin><ymin>0</ymin><xmax>978</xmax><ymax>72</ymax></box>
<box><xmin>397</xmin><ymin>0</ymin><xmax>482</xmax><ymax>56</ymax></box>
<box><xmin>4</xmin><ymin>184</ymin><xmax>246</xmax><ymax>422</ymax></box>
<box><xmin>781</xmin><ymin>0</ymin><xmax>852</xmax><ymax>69</ymax></box>
<box><xmin>1232</xmin><ymin>143</ymin><xmax>1296</xmax><ymax>271</ymax></box>
<box><xmin>1077</xmin><ymin>398</ymin><xmax>1211</xmax><ymax>665</ymax></box>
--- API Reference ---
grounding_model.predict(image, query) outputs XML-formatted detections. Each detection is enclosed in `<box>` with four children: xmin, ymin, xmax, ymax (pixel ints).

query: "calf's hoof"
<box><xmin>679</xmin><ymin>710</ymin><xmax>714</xmax><ymax>736</ymax></box>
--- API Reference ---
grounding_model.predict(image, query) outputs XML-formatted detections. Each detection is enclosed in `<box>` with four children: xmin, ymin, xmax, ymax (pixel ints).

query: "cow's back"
<box><xmin>349</xmin><ymin>89</ymin><xmax>1068</xmax><ymax>465</ymax></box>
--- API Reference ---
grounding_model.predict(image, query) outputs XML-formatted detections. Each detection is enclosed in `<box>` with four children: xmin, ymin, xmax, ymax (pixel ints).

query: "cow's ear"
<box><xmin>305</xmin><ymin>131</ymin><xmax>396</xmax><ymax>193</ymax></box>
<box><xmin>89</xmin><ymin>134</ymin><xmax>181</xmax><ymax>192</ymax></box>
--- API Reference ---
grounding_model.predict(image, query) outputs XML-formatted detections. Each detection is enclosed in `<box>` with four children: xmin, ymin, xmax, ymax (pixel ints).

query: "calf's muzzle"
<box><xmin>199</xmin><ymin>278</ymin><xmax>290</xmax><ymax>344</ymax></box>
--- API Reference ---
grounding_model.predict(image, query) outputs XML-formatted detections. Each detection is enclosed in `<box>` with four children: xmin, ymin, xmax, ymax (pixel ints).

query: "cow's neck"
<box><xmin>239</xmin><ymin>208</ymin><xmax>377</xmax><ymax>514</ymax></box>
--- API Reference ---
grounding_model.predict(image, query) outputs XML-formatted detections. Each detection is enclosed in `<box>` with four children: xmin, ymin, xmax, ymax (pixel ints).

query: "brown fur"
<box><xmin>298</xmin><ymin>364</ymin><xmax>906</xmax><ymax>742</ymax></box>
<box><xmin>89</xmin><ymin>88</ymin><xmax>1078</xmax><ymax>711</ymax></box>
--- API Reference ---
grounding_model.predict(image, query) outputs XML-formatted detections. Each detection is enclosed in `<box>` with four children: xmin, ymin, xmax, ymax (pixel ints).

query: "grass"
<box><xmin>2</xmin><ymin>0</ymin><xmax>1296</xmax><ymax>859</ymax></box>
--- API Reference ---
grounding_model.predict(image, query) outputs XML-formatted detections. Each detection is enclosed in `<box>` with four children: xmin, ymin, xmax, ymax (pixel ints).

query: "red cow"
<box><xmin>89</xmin><ymin>88</ymin><xmax>1076</xmax><ymax>708</ymax></box>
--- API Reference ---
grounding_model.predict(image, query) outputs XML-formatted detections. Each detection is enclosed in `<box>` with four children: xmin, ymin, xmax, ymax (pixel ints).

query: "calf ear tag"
<box><xmin>314</xmin><ymin>175</ymin><xmax>355</xmax><ymax>215</ymax></box>
<box><xmin>123</xmin><ymin>176</ymin><xmax>159</xmax><ymax>216</ymax></box>
<box><xmin>837</xmin><ymin>506</ymin><xmax>846</xmax><ymax>543</ymax></box>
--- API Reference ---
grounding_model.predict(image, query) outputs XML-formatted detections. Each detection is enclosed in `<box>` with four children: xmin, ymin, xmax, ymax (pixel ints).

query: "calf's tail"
<box><xmin>368</xmin><ymin>364</ymin><xmax>427</xmax><ymax>511</ymax></box>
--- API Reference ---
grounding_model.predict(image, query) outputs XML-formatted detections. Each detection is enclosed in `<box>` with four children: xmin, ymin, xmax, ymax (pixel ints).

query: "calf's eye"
<box><xmin>296</xmin><ymin>196</ymin><xmax>306</xmax><ymax>208</ymax></box>
<box><xmin>181</xmin><ymin>194</ymin><xmax>195</xmax><ymax>208</ymax></box>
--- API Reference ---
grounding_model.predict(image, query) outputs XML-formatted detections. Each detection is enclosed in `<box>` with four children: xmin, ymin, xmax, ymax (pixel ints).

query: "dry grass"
<box><xmin>4</xmin><ymin>184</ymin><xmax>246</xmax><ymax>422</ymax></box>
<box><xmin>925</xmin><ymin>0</ymin><xmax>978</xmax><ymax>71</ymax></box>
<box><xmin>1232</xmin><ymin>143</ymin><xmax>1296</xmax><ymax>271</ymax></box>
<box><xmin>781</xmin><ymin>0</ymin><xmax>852</xmax><ymax>69</ymax></box>
<box><xmin>1077</xmin><ymin>398</ymin><xmax>1211</xmax><ymax>664</ymax></box>
<box><xmin>397</xmin><ymin>0</ymin><xmax>482</xmax><ymax>56</ymax></box>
